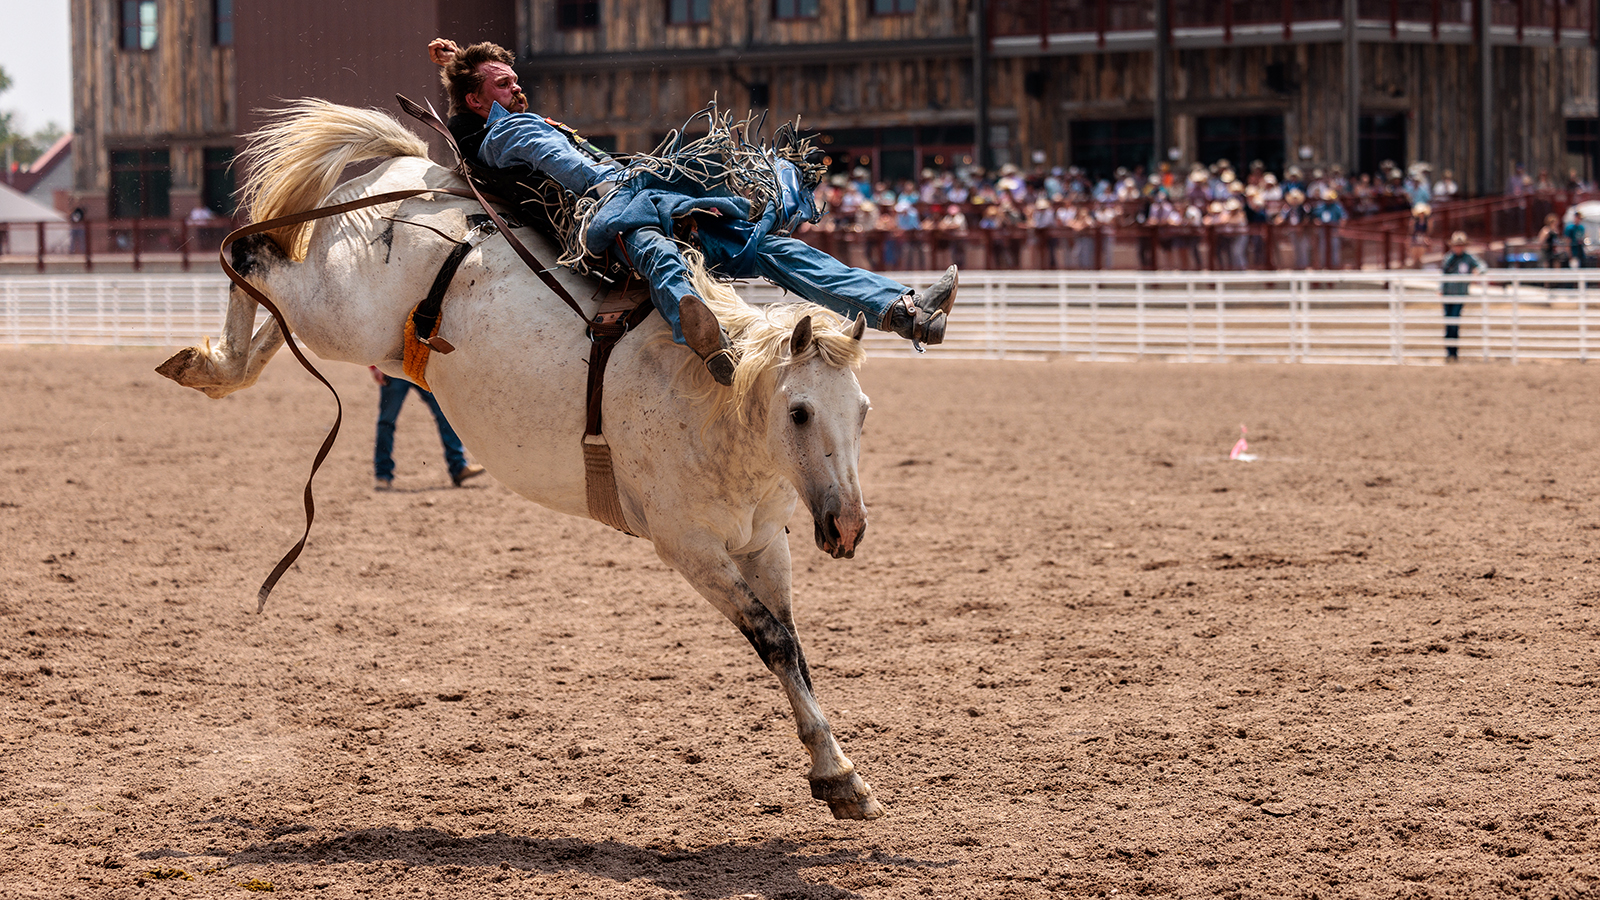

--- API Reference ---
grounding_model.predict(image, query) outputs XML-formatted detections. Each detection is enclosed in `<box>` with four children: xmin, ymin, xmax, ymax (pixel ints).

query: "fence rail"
<box><xmin>5</xmin><ymin>270</ymin><xmax>1599</xmax><ymax>365</ymax></box>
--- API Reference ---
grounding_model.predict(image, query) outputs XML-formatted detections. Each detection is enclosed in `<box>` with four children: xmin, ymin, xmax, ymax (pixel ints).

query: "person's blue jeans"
<box><xmin>619</xmin><ymin>223</ymin><xmax>910</xmax><ymax>342</ymax></box>
<box><xmin>744</xmin><ymin>233</ymin><xmax>907</xmax><ymax>327</ymax></box>
<box><xmin>375</xmin><ymin>378</ymin><xmax>468</xmax><ymax>481</ymax></box>
<box><xmin>1442</xmin><ymin>302</ymin><xmax>1465</xmax><ymax>358</ymax></box>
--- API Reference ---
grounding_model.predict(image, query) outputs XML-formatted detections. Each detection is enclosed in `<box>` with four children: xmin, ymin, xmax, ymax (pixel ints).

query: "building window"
<box><xmin>202</xmin><ymin>147</ymin><xmax>236</xmax><ymax>216</ymax></box>
<box><xmin>668</xmin><ymin>0</ymin><xmax>710</xmax><ymax>23</ymax></box>
<box><xmin>773</xmin><ymin>0</ymin><xmax>819</xmax><ymax>20</ymax></box>
<box><xmin>109</xmin><ymin>149</ymin><xmax>172</xmax><ymax>219</ymax></box>
<box><xmin>120</xmin><ymin>0</ymin><xmax>158</xmax><ymax>51</ymax></box>
<box><xmin>871</xmin><ymin>0</ymin><xmax>914</xmax><ymax>14</ymax></box>
<box><xmin>1197</xmin><ymin>114</ymin><xmax>1285</xmax><ymax>176</ymax></box>
<box><xmin>213</xmin><ymin>0</ymin><xmax>233</xmax><ymax>46</ymax></box>
<box><xmin>1069</xmin><ymin>119</ymin><xmax>1153</xmax><ymax>183</ymax></box>
<box><xmin>557</xmin><ymin>0</ymin><xmax>600</xmax><ymax>29</ymax></box>
<box><xmin>812</xmin><ymin>125</ymin><xmax>972</xmax><ymax>183</ymax></box>
<box><xmin>1565</xmin><ymin>118</ymin><xmax>1597</xmax><ymax>184</ymax></box>
<box><xmin>1357</xmin><ymin>114</ymin><xmax>1406</xmax><ymax>176</ymax></box>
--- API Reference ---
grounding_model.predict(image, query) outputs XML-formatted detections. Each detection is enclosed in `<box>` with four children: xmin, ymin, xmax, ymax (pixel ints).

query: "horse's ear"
<box><xmin>791</xmin><ymin>315</ymin><xmax>813</xmax><ymax>356</ymax></box>
<box><xmin>848</xmin><ymin>312</ymin><xmax>867</xmax><ymax>341</ymax></box>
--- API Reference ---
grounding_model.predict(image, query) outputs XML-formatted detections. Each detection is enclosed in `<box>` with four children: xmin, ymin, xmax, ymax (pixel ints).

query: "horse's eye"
<box><xmin>790</xmin><ymin>406</ymin><xmax>810</xmax><ymax>426</ymax></box>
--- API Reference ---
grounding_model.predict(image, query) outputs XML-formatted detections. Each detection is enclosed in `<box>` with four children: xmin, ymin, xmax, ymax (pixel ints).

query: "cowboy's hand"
<box><xmin>428</xmin><ymin>38</ymin><xmax>459</xmax><ymax>67</ymax></box>
<box><xmin>369</xmin><ymin>365</ymin><xmax>388</xmax><ymax>386</ymax></box>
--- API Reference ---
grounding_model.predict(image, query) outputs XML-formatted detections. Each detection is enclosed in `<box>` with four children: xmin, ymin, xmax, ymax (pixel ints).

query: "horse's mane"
<box><xmin>678</xmin><ymin>250</ymin><xmax>868</xmax><ymax>428</ymax></box>
<box><xmin>237</xmin><ymin>100</ymin><xmax>432</xmax><ymax>261</ymax></box>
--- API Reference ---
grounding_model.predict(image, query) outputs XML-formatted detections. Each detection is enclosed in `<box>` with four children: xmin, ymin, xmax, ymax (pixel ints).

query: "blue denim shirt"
<box><xmin>479</xmin><ymin>103</ymin><xmax>609</xmax><ymax>195</ymax></box>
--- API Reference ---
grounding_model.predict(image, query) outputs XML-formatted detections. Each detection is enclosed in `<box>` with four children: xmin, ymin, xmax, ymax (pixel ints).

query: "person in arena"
<box><xmin>1438</xmin><ymin>231</ymin><xmax>1484</xmax><ymax>362</ymax></box>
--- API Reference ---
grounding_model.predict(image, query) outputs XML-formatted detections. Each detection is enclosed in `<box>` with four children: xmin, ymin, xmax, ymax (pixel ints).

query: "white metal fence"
<box><xmin>5</xmin><ymin>270</ymin><xmax>1598</xmax><ymax>364</ymax></box>
<box><xmin>1</xmin><ymin>275</ymin><xmax>238</xmax><ymax>348</ymax></box>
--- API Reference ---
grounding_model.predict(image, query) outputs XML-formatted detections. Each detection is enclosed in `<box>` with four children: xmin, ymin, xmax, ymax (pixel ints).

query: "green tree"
<box><xmin>0</xmin><ymin>65</ymin><xmax>16</xmax><ymax>159</ymax></box>
<box><xmin>0</xmin><ymin>64</ymin><xmax>63</xmax><ymax>170</ymax></box>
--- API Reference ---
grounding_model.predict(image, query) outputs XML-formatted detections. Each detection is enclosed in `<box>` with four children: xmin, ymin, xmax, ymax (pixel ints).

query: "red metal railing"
<box><xmin>5</xmin><ymin>196</ymin><xmax>1591</xmax><ymax>274</ymax></box>
<box><xmin>797</xmin><ymin>222</ymin><xmax>1423</xmax><ymax>272</ymax></box>
<box><xmin>989</xmin><ymin>0</ymin><xmax>1587</xmax><ymax>41</ymax></box>
<box><xmin>0</xmin><ymin>215</ymin><xmax>243</xmax><ymax>272</ymax></box>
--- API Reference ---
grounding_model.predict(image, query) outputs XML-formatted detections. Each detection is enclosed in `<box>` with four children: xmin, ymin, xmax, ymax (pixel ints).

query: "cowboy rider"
<box><xmin>429</xmin><ymin>38</ymin><xmax>958</xmax><ymax>385</ymax></box>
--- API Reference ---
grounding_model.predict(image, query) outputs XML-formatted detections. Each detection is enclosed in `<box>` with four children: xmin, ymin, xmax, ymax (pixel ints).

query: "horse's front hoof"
<box><xmin>811</xmin><ymin>770</ymin><xmax>884</xmax><ymax>820</ymax></box>
<box><xmin>829</xmin><ymin>795</ymin><xmax>886</xmax><ymax>821</ymax></box>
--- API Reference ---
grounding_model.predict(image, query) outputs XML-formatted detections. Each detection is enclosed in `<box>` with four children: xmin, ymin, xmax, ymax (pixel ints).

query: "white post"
<box><xmin>995</xmin><ymin>277</ymin><xmax>1008</xmax><ymax>360</ymax></box>
<box><xmin>1287</xmin><ymin>280</ymin><xmax>1298</xmax><ymax>363</ymax></box>
<box><xmin>1581</xmin><ymin>274</ymin><xmax>1589</xmax><ymax>363</ymax></box>
<box><xmin>1089</xmin><ymin>280</ymin><xmax>1100</xmax><ymax>362</ymax></box>
<box><xmin>1136</xmin><ymin>278</ymin><xmax>1146</xmax><ymax>360</ymax></box>
<box><xmin>1215</xmin><ymin>280</ymin><xmax>1225</xmax><ymax>361</ymax></box>
<box><xmin>1480</xmin><ymin>285</ymin><xmax>1490</xmax><ymax>362</ymax></box>
<box><xmin>1297</xmin><ymin>277</ymin><xmax>1308</xmax><ymax>360</ymax></box>
<box><xmin>1390</xmin><ymin>278</ymin><xmax>1402</xmax><ymax>364</ymax></box>
<box><xmin>1058</xmin><ymin>270</ymin><xmax>1069</xmax><ymax>356</ymax></box>
<box><xmin>981</xmin><ymin>274</ymin><xmax>994</xmax><ymax>359</ymax></box>
<box><xmin>1185</xmin><ymin>281</ymin><xmax>1196</xmax><ymax>363</ymax></box>
<box><xmin>1509</xmin><ymin>283</ymin><xmax>1520</xmax><ymax>365</ymax></box>
<box><xmin>50</xmin><ymin>278</ymin><xmax>63</xmax><ymax>344</ymax></box>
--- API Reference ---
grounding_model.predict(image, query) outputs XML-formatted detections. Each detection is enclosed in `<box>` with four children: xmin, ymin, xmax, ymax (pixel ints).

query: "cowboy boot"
<box><xmin>679</xmin><ymin>294</ymin><xmax>736</xmax><ymax>386</ymax></box>
<box><xmin>885</xmin><ymin>265</ymin><xmax>959</xmax><ymax>349</ymax></box>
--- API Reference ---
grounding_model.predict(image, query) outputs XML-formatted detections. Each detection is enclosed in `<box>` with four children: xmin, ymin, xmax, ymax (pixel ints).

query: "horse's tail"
<box><xmin>237</xmin><ymin>99</ymin><xmax>432</xmax><ymax>261</ymax></box>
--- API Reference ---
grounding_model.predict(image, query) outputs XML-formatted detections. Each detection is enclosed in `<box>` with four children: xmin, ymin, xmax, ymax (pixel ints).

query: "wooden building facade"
<box><xmin>517</xmin><ymin>0</ymin><xmax>1600</xmax><ymax>195</ymax></box>
<box><xmin>69</xmin><ymin>0</ymin><xmax>235</xmax><ymax>221</ymax></box>
<box><xmin>65</xmin><ymin>0</ymin><xmax>514</xmax><ymax>221</ymax></box>
<box><xmin>65</xmin><ymin>0</ymin><xmax>1600</xmax><ymax>221</ymax></box>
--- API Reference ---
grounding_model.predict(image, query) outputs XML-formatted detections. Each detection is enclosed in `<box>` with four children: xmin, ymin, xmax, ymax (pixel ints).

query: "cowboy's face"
<box><xmin>467</xmin><ymin>61</ymin><xmax>527</xmax><ymax>117</ymax></box>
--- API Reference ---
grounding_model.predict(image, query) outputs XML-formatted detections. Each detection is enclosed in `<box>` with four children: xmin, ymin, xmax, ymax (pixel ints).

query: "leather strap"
<box><xmin>397</xmin><ymin>94</ymin><xmax>656</xmax><ymax>536</ymax></box>
<box><xmin>218</xmin><ymin>188</ymin><xmax>477</xmax><ymax>611</ymax></box>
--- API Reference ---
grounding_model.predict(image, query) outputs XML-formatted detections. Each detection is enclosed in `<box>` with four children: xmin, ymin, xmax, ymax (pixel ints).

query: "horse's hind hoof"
<box><xmin>155</xmin><ymin>346</ymin><xmax>200</xmax><ymax>383</ymax></box>
<box><xmin>156</xmin><ymin>345</ymin><xmax>240</xmax><ymax>398</ymax></box>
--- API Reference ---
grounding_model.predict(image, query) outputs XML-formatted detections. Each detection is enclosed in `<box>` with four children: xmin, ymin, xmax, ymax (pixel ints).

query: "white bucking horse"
<box><xmin>157</xmin><ymin>100</ymin><xmax>885</xmax><ymax>820</ymax></box>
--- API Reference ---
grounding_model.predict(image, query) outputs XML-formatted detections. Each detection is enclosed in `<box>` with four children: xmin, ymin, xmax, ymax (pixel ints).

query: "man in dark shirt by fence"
<box><xmin>1439</xmin><ymin>231</ymin><xmax>1485</xmax><ymax>363</ymax></box>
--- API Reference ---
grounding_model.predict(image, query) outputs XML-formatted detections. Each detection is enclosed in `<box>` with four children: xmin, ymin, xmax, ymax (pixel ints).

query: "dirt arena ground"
<box><xmin>2</xmin><ymin>346</ymin><xmax>1598</xmax><ymax>899</ymax></box>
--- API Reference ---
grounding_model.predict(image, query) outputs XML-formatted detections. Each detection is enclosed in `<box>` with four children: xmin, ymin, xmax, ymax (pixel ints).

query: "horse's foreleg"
<box><xmin>668</xmin><ymin>537</ymin><xmax>884</xmax><ymax>820</ymax></box>
<box><xmin>156</xmin><ymin>286</ymin><xmax>285</xmax><ymax>398</ymax></box>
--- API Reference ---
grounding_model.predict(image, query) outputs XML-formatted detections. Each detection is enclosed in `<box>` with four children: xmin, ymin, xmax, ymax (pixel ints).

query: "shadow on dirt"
<box><xmin>229</xmin><ymin>827</ymin><xmax>953</xmax><ymax>898</ymax></box>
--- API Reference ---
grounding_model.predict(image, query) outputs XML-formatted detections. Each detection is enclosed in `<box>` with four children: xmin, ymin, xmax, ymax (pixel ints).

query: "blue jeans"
<box><xmin>375</xmin><ymin>379</ymin><xmax>468</xmax><ymax>480</ymax></box>
<box><xmin>619</xmin><ymin>225</ymin><xmax>910</xmax><ymax>342</ymax></box>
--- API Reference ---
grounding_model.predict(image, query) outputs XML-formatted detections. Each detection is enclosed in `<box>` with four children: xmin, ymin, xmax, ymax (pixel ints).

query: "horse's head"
<box><xmin>684</xmin><ymin>258</ymin><xmax>872</xmax><ymax>560</ymax></box>
<box><xmin>766</xmin><ymin>314</ymin><xmax>871</xmax><ymax>559</ymax></box>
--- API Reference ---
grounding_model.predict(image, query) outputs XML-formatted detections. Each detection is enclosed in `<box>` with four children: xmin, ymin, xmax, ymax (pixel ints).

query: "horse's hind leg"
<box><xmin>668</xmin><ymin>535</ymin><xmax>885</xmax><ymax>820</ymax></box>
<box><xmin>156</xmin><ymin>284</ymin><xmax>284</xmax><ymax>399</ymax></box>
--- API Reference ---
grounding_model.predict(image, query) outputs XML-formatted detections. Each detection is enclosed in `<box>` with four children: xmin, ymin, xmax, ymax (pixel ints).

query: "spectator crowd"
<box><xmin>798</xmin><ymin>156</ymin><xmax>1592</xmax><ymax>271</ymax></box>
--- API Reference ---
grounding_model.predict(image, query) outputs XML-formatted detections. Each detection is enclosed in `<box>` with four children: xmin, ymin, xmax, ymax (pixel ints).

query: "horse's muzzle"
<box><xmin>812</xmin><ymin>487</ymin><xmax>867</xmax><ymax>559</ymax></box>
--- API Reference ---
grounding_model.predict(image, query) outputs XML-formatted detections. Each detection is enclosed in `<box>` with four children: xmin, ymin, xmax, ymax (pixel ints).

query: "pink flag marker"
<box><xmin>1229</xmin><ymin>424</ymin><xmax>1255</xmax><ymax>461</ymax></box>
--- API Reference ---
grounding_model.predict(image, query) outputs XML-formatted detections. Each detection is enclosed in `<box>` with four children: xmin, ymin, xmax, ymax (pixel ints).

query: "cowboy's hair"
<box><xmin>439</xmin><ymin>41</ymin><xmax>516</xmax><ymax>116</ymax></box>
